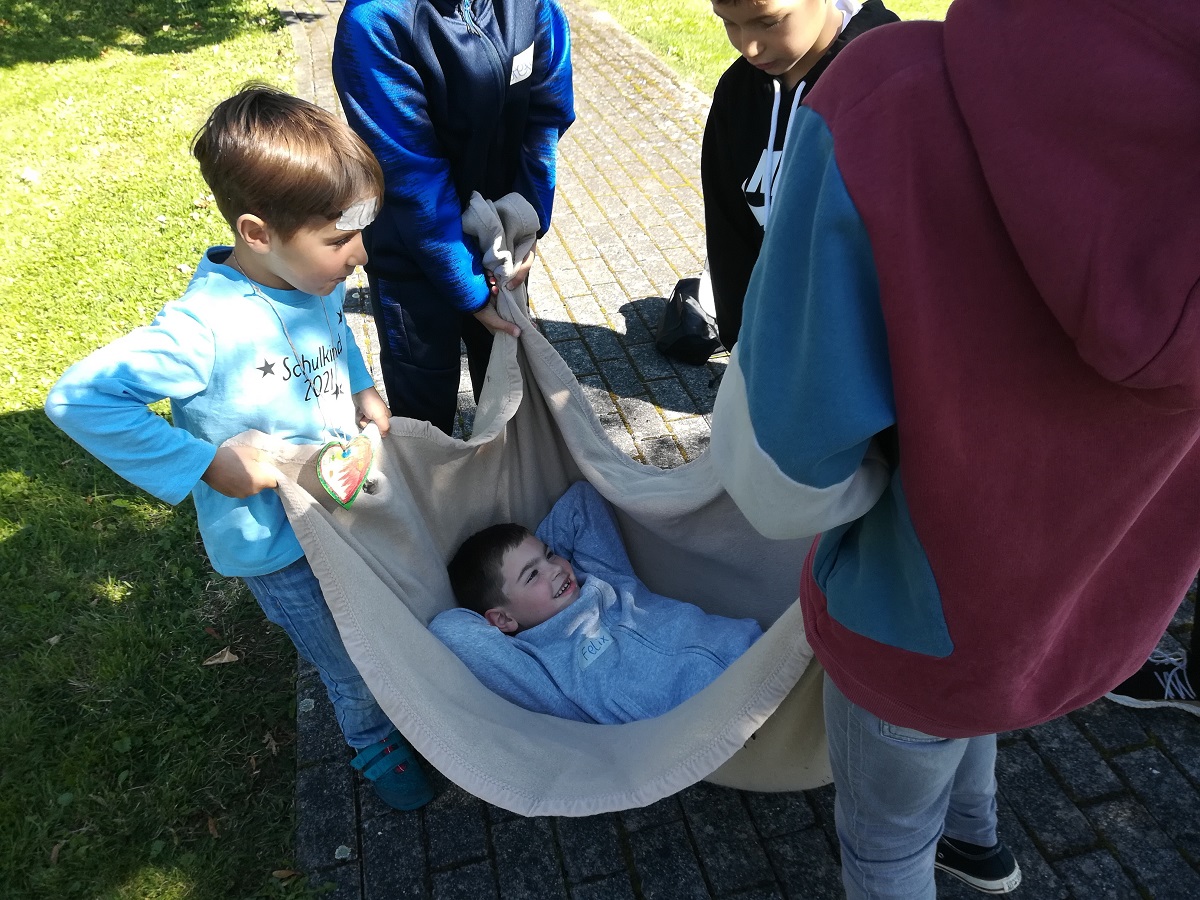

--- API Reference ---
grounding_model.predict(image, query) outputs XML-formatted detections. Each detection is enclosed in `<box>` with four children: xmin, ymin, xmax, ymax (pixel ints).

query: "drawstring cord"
<box><xmin>761</xmin><ymin>79</ymin><xmax>806</xmax><ymax>225</ymax></box>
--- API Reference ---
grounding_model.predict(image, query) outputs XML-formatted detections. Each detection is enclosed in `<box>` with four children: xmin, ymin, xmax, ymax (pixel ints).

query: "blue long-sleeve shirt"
<box><xmin>429</xmin><ymin>482</ymin><xmax>763</xmax><ymax>723</ymax></box>
<box><xmin>44</xmin><ymin>248</ymin><xmax>373</xmax><ymax>577</ymax></box>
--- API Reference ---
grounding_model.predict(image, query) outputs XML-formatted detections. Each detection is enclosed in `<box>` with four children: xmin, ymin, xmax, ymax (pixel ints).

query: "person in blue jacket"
<box><xmin>429</xmin><ymin>482</ymin><xmax>762</xmax><ymax>723</ymax></box>
<box><xmin>332</xmin><ymin>0</ymin><xmax>575</xmax><ymax>435</ymax></box>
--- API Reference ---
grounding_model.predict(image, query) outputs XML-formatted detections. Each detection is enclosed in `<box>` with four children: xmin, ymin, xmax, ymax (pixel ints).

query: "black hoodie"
<box><xmin>701</xmin><ymin>0</ymin><xmax>898</xmax><ymax>349</ymax></box>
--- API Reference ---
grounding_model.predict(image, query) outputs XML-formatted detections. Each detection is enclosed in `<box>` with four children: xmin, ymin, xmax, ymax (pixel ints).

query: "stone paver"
<box><xmin>276</xmin><ymin>1</ymin><xmax>1200</xmax><ymax>896</ymax></box>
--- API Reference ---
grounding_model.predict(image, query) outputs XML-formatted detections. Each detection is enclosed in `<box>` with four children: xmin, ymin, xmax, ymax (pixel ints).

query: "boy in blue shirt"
<box><xmin>332</xmin><ymin>0</ymin><xmax>575</xmax><ymax>435</ymax></box>
<box><xmin>430</xmin><ymin>482</ymin><xmax>762</xmax><ymax>723</ymax></box>
<box><xmin>44</xmin><ymin>85</ymin><xmax>433</xmax><ymax>811</ymax></box>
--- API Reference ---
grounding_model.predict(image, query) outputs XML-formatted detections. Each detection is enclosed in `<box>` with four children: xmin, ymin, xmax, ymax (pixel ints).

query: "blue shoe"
<box><xmin>351</xmin><ymin>729</ymin><xmax>434</xmax><ymax>811</ymax></box>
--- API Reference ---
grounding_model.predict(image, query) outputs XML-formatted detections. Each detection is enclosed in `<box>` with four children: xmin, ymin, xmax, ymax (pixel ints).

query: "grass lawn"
<box><xmin>0</xmin><ymin>1</ymin><xmax>316</xmax><ymax>897</ymax></box>
<box><xmin>577</xmin><ymin>0</ymin><xmax>953</xmax><ymax>95</ymax></box>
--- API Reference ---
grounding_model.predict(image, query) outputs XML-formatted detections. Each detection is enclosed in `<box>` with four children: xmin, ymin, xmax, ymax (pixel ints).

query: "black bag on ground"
<box><xmin>655</xmin><ymin>277</ymin><xmax>722</xmax><ymax>365</ymax></box>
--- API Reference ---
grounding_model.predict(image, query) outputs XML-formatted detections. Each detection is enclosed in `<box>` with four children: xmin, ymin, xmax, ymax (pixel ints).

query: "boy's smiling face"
<box><xmin>489</xmin><ymin>535</ymin><xmax>579</xmax><ymax>633</ymax></box>
<box><xmin>711</xmin><ymin>0</ymin><xmax>841</xmax><ymax>91</ymax></box>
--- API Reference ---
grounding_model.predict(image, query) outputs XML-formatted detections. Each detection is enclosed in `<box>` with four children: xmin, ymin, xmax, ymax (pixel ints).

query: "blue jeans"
<box><xmin>823</xmin><ymin>675</ymin><xmax>998</xmax><ymax>899</ymax></box>
<box><xmin>244</xmin><ymin>556</ymin><xmax>393</xmax><ymax>749</ymax></box>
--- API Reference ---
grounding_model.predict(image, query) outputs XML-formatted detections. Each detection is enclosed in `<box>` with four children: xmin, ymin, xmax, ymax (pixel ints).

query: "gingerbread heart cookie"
<box><xmin>316</xmin><ymin>432</ymin><xmax>374</xmax><ymax>508</ymax></box>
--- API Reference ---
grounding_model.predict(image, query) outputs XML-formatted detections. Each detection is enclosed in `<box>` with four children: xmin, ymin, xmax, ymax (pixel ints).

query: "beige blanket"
<box><xmin>234</xmin><ymin>194</ymin><xmax>829</xmax><ymax>816</ymax></box>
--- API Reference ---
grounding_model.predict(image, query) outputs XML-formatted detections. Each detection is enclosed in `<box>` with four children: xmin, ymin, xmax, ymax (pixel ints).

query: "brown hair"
<box><xmin>192</xmin><ymin>83</ymin><xmax>384</xmax><ymax>240</ymax></box>
<box><xmin>447</xmin><ymin>523</ymin><xmax>532</xmax><ymax>616</ymax></box>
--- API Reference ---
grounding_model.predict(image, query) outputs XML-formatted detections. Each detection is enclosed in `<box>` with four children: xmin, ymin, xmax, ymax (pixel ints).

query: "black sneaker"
<box><xmin>1105</xmin><ymin>650</ymin><xmax>1199</xmax><ymax>717</ymax></box>
<box><xmin>935</xmin><ymin>836</ymin><xmax>1022</xmax><ymax>894</ymax></box>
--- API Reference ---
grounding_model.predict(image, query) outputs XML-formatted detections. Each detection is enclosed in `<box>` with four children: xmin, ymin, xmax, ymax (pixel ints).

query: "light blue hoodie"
<box><xmin>429</xmin><ymin>482</ymin><xmax>762</xmax><ymax>723</ymax></box>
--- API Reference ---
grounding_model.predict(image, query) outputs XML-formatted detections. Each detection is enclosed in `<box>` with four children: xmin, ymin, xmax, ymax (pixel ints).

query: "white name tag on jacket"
<box><xmin>510</xmin><ymin>42</ymin><xmax>534</xmax><ymax>85</ymax></box>
<box><xmin>577</xmin><ymin>625</ymin><xmax>614</xmax><ymax>670</ymax></box>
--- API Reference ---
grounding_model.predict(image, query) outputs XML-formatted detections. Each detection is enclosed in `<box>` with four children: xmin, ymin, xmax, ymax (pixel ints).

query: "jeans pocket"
<box><xmin>879</xmin><ymin>721</ymin><xmax>948</xmax><ymax>744</ymax></box>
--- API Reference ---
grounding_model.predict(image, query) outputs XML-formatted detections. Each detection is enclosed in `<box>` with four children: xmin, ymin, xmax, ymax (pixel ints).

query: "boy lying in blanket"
<box><xmin>429</xmin><ymin>481</ymin><xmax>762</xmax><ymax>723</ymax></box>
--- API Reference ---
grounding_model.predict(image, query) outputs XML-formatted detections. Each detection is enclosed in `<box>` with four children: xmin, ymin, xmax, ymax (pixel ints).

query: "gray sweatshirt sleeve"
<box><xmin>535</xmin><ymin>481</ymin><xmax>633</xmax><ymax>580</ymax></box>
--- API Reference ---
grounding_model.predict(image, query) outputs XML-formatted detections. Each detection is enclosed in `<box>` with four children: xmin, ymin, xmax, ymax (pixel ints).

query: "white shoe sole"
<box><xmin>935</xmin><ymin>859</ymin><xmax>1023</xmax><ymax>894</ymax></box>
<box><xmin>1105</xmin><ymin>692</ymin><xmax>1200</xmax><ymax>718</ymax></box>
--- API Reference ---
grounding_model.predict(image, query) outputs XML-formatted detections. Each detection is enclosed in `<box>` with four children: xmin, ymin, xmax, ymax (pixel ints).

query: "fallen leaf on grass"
<box><xmin>204</xmin><ymin>626</ymin><xmax>222</xmax><ymax>640</ymax></box>
<box><xmin>273</xmin><ymin>869</ymin><xmax>299</xmax><ymax>880</ymax></box>
<box><xmin>176</xmin><ymin>263</ymin><xmax>193</xmax><ymax>274</ymax></box>
<box><xmin>202</xmin><ymin>647</ymin><xmax>239</xmax><ymax>666</ymax></box>
<box><xmin>207</xmin><ymin>817</ymin><xmax>219</xmax><ymax>839</ymax></box>
<box><xmin>50</xmin><ymin>842</ymin><xmax>63</xmax><ymax>864</ymax></box>
<box><xmin>263</xmin><ymin>732</ymin><xmax>278</xmax><ymax>755</ymax></box>
<box><xmin>46</xmin><ymin>635</ymin><xmax>62</xmax><ymax>646</ymax></box>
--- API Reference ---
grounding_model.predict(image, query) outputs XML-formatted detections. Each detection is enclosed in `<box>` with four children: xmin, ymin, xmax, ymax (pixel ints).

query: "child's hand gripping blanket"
<box><xmin>429</xmin><ymin>482</ymin><xmax>763</xmax><ymax>723</ymax></box>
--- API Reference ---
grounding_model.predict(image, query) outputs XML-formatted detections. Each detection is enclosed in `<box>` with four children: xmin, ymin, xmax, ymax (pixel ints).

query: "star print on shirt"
<box><xmin>333</xmin><ymin>382</ymin><xmax>344</xmax><ymax>399</ymax></box>
<box><xmin>336</xmin><ymin>310</ymin><xmax>344</xmax><ymax>325</ymax></box>
<box><xmin>257</xmin><ymin>359</ymin><xmax>276</xmax><ymax>377</ymax></box>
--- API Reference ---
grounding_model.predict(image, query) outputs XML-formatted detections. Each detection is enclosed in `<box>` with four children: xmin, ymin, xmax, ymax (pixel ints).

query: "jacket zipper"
<box><xmin>459</xmin><ymin>0</ymin><xmax>507</xmax><ymax>93</ymax></box>
<box><xmin>460</xmin><ymin>0</ymin><xmax>483</xmax><ymax>36</ymax></box>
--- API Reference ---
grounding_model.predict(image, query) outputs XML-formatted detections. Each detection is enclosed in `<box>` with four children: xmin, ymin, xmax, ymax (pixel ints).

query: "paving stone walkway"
<box><xmin>276</xmin><ymin>1</ymin><xmax>1200</xmax><ymax>897</ymax></box>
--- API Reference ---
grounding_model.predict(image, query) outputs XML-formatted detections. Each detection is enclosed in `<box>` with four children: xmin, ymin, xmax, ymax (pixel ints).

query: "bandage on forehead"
<box><xmin>336</xmin><ymin>197</ymin><xmax>378</xmax><ymax>231</ymax></box>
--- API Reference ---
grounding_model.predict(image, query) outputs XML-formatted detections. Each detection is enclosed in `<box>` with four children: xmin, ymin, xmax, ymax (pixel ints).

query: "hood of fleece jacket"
<box><xmin>943</xmin><ymin>0</ymin><xmax>1200</xmax><ymax>407</ymax></box>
